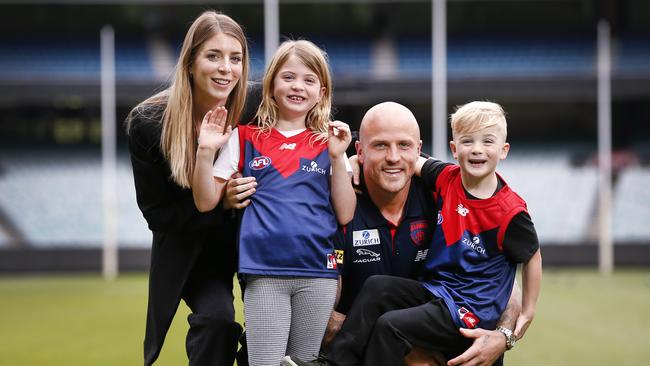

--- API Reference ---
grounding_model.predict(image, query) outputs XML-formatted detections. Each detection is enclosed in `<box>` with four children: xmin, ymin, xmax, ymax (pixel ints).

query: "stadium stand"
<box><xmin>499</xmin><ymin>152</ymin><xmax>598</xmax><ymax>244</ymax></box>
<box><xmin>617</xmin><ymin>33</ymin><xmax>650</xmax><ymax>75</ymax></box>
<box><xmin>0</xmin><ymin>148</ymin><xmax>621</xmax><ymax>248</ymax></box>
<box><xmin>0</xmin><ymin>37</ymin><xmax>153</xmax><ymax>81</ymax></box>
<box><xmin>0</xmin><ymin>150</ymin><xmax>150</xmax><ymax>247</ymax></box>
<box><xmin>2</xmin><ymin>33</ymin><xmax>649</xmax><ymax>83</ymax></box>
<box><xmin>613</xmin><ymin>167</ymin><xmax>650</xmax><ymax>242</ymax></box>
<box><xmin>398</xmin><ymin>34</ymin><xmax>597</xmax><ymax>77</ymax></box>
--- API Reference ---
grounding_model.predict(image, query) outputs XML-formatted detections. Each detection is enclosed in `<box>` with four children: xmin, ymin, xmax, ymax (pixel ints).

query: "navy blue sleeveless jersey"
<box><xmin>334</xmin><ymin>177</ymin><xmax>435</xmax><ymax>314</ymax></box>
<box><xmin>237</xmin><ymin>125</ymin><xmax>339</xmax><ymax>278</ymax></box>
<box><xmin>420</xmin><ymin>163</ymin><xmax>529</xmax><ymax>330</ymax></box>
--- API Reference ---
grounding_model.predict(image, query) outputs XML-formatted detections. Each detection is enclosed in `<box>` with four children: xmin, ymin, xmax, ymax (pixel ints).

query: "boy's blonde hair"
<box><xmin>254</xmin><ymin>39</ymin><xmax>332</xmax><ymax>142</ymax></box>
<box><xmin>450</xmin><ymin>101</ymin><xmax>507</xmax><ymax>139</ymax></box>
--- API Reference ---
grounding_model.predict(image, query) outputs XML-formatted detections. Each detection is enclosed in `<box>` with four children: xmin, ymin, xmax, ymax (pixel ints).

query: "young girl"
<box><xmin>192</xmin><ymin>40</ymin><xmax>356</xmax><ymax>366</ymax></box>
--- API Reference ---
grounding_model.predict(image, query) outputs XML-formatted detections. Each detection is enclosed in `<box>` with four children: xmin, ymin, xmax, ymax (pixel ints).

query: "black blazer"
<box><xmin>127</xmin><ymin>106</ymin><xmax>237</xmax><ymax>364</ymax></box>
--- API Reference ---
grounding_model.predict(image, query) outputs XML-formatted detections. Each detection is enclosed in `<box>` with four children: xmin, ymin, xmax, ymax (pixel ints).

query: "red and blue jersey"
<box><xmin>334</xmin><ymin>177</ymin><xmax>435</xmax><ymax>314</ymax></box>
<box><xmin>420</xmin><ymin>164</ymin><xmax>529</xmax><ymax>330</ymax></box>
<box><xmin>237</xmin><ymin>125</ymin><xmax>339</xmax><ymax>278</ymax></box>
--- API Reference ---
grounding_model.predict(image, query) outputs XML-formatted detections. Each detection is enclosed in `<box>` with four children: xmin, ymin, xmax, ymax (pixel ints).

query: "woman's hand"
<box><xmin>223</xmin><ymin>172</ymin><xmax>257</xmax><ymax>209</ymax></box>
<box><xmin>197</xmin><ymin>106</ymin><xmax>232</xmax><ymax>152</ymax></box>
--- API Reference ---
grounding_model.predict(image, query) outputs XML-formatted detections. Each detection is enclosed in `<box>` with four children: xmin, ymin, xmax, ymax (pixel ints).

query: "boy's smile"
<box><xmin>450</xmin><ymin>124</ymin><xmax>509</xmax><ymax>188</ymax></box>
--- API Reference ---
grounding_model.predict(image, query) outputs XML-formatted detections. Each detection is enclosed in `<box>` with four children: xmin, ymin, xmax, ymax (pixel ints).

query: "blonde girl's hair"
<box><xmin>127</xmin><ymin>10</ymin><xmax>249</xmax><ymax>188</ymax></box>
<box><xmin>450</xmin><ymin>101</ymin><xmax>507</xmax><ymax>140</ymax></box>
<box><xmin>254</xmin><ymin>40</ymin><xmax>332</xmax><ymax>143</ymax></box>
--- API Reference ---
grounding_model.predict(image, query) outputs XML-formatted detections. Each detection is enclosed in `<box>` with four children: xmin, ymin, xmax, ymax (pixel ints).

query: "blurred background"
<box><xmin>0</xmin><ymin>0</ymin><xmax>649</xmax><ymax>270</ymax></box>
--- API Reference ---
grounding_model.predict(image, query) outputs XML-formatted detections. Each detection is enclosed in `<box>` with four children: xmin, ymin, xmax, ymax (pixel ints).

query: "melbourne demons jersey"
<box><xmin>334</xmin><ymin>177</ymin><xmax>434</xmax><ymax>314</ymax></box>
<box><xmin>237</xmin><ymin>125</ymin><xmax>338</xmax><ymax>278</ymax></box>
<box><xmin>420</xmin><ymin>164</ymin><xmax>528</xmax><ymax>330</ymax></box>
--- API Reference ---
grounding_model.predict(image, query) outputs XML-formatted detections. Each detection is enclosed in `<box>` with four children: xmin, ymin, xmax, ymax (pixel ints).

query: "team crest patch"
<box><xmin>327</xmin><ymin>253</ymin><xmax>337</xmax><ymax>269</ymax></box>
<box><xmin>458</xmin><ymin>307</ymin><xmax>480</xmax><ymax>329</ymax></box>
<box><xmin>249</xmin><ymin>156</ymin><xmax>271</xmax><ymax>170</ymax></box>
<box><xmin>410</xmin><ymin>220</ymin><xmax>429</xmax><ymax>246</ymax></box>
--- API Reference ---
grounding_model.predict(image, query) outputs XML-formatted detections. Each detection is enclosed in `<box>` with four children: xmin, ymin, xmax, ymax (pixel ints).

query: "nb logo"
<box><xmin>280</xmin><ymin>143</ymin><xmax>296</xmax><ymax>150</ymax></box>
<box><xmin>456</xmin><ymin>204</ymin><xmax>469</xmax><ymax>217</ymax></box>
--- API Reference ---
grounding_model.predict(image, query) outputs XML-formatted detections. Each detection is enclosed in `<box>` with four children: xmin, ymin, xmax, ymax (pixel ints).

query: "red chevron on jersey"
<box><xmin>238</xmin><ymin>125</ymin><xmax>327</xmax><ymax>179</ymax></box>
<box><xmin>437</xmin><ymin>165</ymin><xmax>527</xmax><ymax>249</ymax></box>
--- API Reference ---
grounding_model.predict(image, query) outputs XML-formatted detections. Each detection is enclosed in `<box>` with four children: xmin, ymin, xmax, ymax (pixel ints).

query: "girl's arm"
<box><xmin>514</xmin><ymin>248</ymin><xmax>542</xmax><ymax>340</ymax></box>
<box><xmin>192</xmin><ymin>107</ymin><xmax>232</xmax><ymax>212</ymax></box>
<box><xmin>329</xmin><ymin>120</ymin><xmax>356</xmax><ymax>225</ymax></box>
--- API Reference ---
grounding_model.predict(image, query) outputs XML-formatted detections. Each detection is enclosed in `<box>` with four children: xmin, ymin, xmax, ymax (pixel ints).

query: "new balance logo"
<box><xmin>280</xmin><ymin>143</ymin><xmax>296</xmax><ymax>150</ymax></box>
<box><xmin>456</xmin><ymin>204</ymin><xmax>469</xmax><ymax>217</ymax></box>
<box><xmin>414</xmin><ymin>249</ymin><xmax>428</xmax><ymax>262</ymax></box>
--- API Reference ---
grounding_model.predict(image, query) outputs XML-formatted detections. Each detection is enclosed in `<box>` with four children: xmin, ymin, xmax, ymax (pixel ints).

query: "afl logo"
<box><xmin>249</xmin><ymin>156</ymin><xmax>271</xmax><ymax>170</ymax></box>
<box><xmin>437</xmin><ymin>212</ymin><xmax>443</xmax><ymax>225</ymax></box>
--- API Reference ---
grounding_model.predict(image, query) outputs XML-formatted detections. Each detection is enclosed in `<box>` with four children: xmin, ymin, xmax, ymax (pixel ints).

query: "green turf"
<box><xmin>0</xmin><ymin>269</ymin><xmax>649</xmax><ymax>365</ymax></box>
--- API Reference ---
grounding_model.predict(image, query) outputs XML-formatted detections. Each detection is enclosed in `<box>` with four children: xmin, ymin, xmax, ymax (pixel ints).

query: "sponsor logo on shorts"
<box><xmin>458</xmin><ymin>307</ymin><xmax>480</xmax><ymax>328</ymax></box>
<box><xmin>352</xmin><ymin>229</ymin><xmax>380</xmax><ymax>247</ymax></box>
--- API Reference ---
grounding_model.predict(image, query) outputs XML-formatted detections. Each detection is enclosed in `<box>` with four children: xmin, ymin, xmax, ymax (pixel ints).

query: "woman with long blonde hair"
<box><xmin>126</xmin><ymin>10</ymin><xmax>248</xmax><ymax>365</ymax></box>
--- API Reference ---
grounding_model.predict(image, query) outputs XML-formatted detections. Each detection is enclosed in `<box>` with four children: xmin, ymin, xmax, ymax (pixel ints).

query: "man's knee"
<box><xmin>364</xmin><ymin>275</ymin><xmax>399</xmax><ymax>294</ymax></box>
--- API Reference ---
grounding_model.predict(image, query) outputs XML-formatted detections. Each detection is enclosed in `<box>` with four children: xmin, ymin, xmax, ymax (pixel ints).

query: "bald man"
<box><xmin>283</xmin><ymin>102</ymin><xmax>519</xmax><ymax>366</ymax></box>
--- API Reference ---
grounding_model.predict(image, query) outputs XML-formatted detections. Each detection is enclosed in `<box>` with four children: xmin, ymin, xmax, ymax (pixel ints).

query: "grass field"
<box><xmin>1</xmin><ymin>268</ymin><xmax>649</xmax><ymax>365</ymax></box>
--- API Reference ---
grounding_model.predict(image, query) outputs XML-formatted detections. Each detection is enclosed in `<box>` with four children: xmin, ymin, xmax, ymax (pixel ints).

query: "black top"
<box><xmin>334</xmin><ymin>176</ymin><xmax>436</xmax><ymax>314</ymax></box>
<box><xmin>127</xmin><ymin>105</ymin><xmax>228</xmax><ymax>233</ymax></box>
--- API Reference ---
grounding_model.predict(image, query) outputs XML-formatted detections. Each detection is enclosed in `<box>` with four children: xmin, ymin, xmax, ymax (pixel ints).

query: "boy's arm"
<box><xmin>415</xmin><ymin>155</ymin><xmax>429</xmax><ymax>177</ymax></box>
<box><xmin>329</xmin><ymin>121</ymin><xmax>356</xmax><ymax>225</ymax></box>
<box><xmin>192</xmin><ymin>108</ymin><xmax>232</xmax><ymax>212</ymax></box>
<box><xmin>514</xmin><ymin>248</ymin><xmax>542</xmax><ymax>340</ymax></box>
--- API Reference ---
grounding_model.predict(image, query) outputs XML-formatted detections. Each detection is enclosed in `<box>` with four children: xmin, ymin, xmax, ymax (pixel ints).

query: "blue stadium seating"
<box><xmin>1</xmin><ymin>33</ymin><xmax>648</xmax><ymax>82</ymax></box>
<box><xmin>617</xmin><ymin>33</ymin><xmax>650</xmax><ymax>75</ymax></box>
<box><xmin>0</xmin><ymin>37</ymin><xmax>153</xmax><ymax>81</ymax></box>
<box><xmin>398</xmin><ymin>34</ymin><xmax>597</xmax><ymax>77</ymax></box>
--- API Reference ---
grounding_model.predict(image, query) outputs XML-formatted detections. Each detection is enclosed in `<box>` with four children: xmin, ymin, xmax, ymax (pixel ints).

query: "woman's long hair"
<box><xmin>254</xmin><ymin>40</ymin><xmax>332</xmax><ymax>143</ymax></box>
<box><xmin>127</xmin><ymin>10</ymin><xmax>249</xmax><ymax>188</ymax></box>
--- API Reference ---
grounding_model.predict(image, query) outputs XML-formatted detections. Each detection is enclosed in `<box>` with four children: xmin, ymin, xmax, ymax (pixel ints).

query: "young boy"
<box><xmin>283</xmin><ymin>101</ymin><xmax>541</xmax><ymax>366</ymax></box>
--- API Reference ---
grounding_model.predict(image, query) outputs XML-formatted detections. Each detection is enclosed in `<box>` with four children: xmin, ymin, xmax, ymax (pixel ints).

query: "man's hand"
<box><xmin>447</xmin><ymin>328</ymin><xmax>506</xmax><ymax>366</ymax></box>
<box><xmin>223</xmin><ymin>172</ymin><xmax>256</xmax><ymax>209</ymax></box>
<box><xmin>321</xmin><ymin>311</ymin><xmax>346</xmax><ymax>348</ymax></box>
